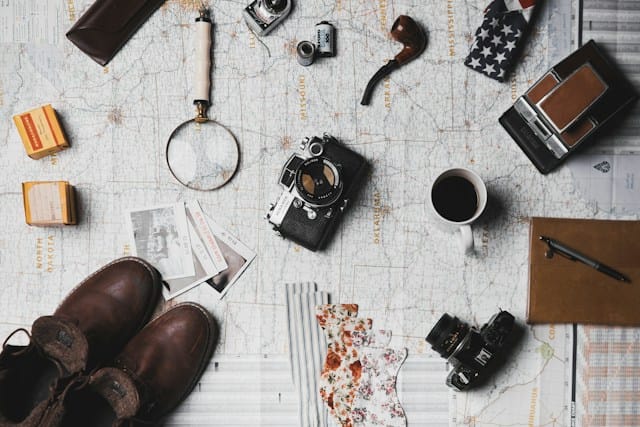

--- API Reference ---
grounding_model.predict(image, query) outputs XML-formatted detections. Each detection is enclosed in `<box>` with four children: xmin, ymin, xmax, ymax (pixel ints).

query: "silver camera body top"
<box><xmin>268</xmin><ymin>135</ymin><xmax>343</xmax><ymax>226</ymax></box>
<box><xmin>243</xmin><ymin>0</ymin><xmax>292</xmax><ymax>36</ymax></box>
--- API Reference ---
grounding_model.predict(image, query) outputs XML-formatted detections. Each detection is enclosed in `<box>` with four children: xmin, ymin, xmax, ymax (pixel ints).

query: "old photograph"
<box><xmin>126</xmin><ymin>203</ymin><xmax>194</xmax><ymax>280</ymax></box>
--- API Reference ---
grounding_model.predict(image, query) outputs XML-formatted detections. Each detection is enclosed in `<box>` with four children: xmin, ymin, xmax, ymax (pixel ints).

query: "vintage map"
<box><xmin>0</xmin><ymin>0</ymin><xmax>637</xmax><ymax>426</ymax></box>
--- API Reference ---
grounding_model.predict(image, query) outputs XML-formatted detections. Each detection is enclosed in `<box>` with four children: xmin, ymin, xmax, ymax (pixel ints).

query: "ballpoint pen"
<box><xmin>539</xmin><ymin>236</ymin><xmax>631</xmax><ymax>283</ymax></box>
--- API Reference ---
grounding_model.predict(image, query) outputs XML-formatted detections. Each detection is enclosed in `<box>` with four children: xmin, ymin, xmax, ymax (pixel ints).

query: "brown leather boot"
<box><xmin>49</xmin><ymin>303</ymin><xmax>218</xmax><ymax>426</ymax></box>
<box><xmin>0</xmin><ymin>257</ymin><xmax>161</xmax><ymax>427</ymax></box>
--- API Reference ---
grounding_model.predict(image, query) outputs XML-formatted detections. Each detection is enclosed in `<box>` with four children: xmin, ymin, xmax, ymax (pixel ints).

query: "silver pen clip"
<box><xmin>540</xmin><ymin>236</ymin><xmax>576</xmax><ymax>261</ymax></box>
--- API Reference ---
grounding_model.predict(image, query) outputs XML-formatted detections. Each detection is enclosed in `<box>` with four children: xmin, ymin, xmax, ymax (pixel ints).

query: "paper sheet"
<box><xmin>569</xmin><ymin>0</ymin><xmax>640</xmax><ymax>214</ymax></box>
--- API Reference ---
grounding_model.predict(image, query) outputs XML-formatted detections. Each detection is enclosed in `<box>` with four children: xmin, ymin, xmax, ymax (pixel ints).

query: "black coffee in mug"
<box><xmin>432</xmin><ymin>176</ymin><xmax>478</xmax><ymax>222</ymax></box>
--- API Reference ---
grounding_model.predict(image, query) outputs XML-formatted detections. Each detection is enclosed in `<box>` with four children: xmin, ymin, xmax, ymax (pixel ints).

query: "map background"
<box><xmin>0</xmin><ymin>0</ymin><xmax>635</xmax><ymax>425</ymax></box>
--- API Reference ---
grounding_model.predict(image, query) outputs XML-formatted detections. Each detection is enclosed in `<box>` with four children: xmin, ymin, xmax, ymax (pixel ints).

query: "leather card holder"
<box><xmin>66</xmin><ymin>0</ymin><xmax>165</xmax><ymax>66</ymax></box>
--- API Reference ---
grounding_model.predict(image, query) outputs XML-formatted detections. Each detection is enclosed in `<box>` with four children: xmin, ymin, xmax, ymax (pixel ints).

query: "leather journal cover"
<box><xmin>528</xmin><ymin>217</ymin><xmax>640</xmax><ymax>325</ymax></box>
<box><xmin>66</xmin><ymin>0</ymin><xmax>165</xmax><ymax>66</ymax></box>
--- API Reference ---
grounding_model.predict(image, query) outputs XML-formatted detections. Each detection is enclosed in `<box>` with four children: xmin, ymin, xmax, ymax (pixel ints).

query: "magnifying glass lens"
<box><xmin>166</xmin><ymin>120</ymin><xmax>239</xmax><ymax>191</ymax></box>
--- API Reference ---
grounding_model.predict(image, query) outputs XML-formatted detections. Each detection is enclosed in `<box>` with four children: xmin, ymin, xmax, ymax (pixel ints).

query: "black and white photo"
<box><xmin>126</xmin><ymin>203</ymin><xmax>194</xmax><ymax>280</ymax></box>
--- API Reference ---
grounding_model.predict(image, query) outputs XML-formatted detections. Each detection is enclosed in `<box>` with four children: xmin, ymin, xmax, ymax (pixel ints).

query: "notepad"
<box><xmin>528</xmin><ymin>217</ymin><xmax>640</xmax><ymax>325</ymax></box>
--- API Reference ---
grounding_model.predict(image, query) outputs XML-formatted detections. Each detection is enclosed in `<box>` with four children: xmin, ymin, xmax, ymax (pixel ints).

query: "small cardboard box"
<box><xmin>13</xmin><ymin>105</ymin><xmax>69</xmax><ymax>159</ymax></box>
<box><xmin>22</xmin><ymin>181</ymin><xmax>77</xmax><ymax>226</ymax></box>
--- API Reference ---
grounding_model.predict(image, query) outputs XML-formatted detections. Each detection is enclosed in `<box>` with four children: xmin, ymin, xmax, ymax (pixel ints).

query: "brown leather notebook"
<box><xmin>528</xmin><ymin>217</ymin><xmax>640</xmax><ymax>325</ymax></box>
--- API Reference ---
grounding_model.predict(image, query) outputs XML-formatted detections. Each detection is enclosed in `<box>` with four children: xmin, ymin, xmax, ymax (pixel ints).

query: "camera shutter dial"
<box><xmin>309</xmin><ymin>141</ymin><xmax>324</xmax><ymax>156</ymax></box>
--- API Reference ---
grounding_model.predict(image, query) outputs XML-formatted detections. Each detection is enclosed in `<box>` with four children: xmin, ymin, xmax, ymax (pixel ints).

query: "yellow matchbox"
<box><xmin>13</xmin><ymin>105</ymin><xmax>69</xmax><ymax>159</ymax></box>
<box><xmin>22</xmin><ymin>181</ymin><xmax>77</xmax><ymax>226</ymax></box>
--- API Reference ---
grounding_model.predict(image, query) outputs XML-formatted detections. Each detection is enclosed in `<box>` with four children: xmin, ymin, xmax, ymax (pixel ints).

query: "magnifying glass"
<box><xmin>166</xmin><ymin>8</ymin><xmax>240</xmax><ymax>191</ymax></box>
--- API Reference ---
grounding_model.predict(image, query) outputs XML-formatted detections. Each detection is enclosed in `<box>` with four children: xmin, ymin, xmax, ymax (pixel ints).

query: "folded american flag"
<box><xmin>464</xmin><ymin>0</ymin><xmax>538</xmax><ymax>82</ymax></box>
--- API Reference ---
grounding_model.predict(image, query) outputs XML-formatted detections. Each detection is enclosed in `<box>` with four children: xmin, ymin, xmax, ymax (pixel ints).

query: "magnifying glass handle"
<box><xmin>194</xmin><ymin>9</ymin><xmax>212</xmax><ymax>105</ymax></box>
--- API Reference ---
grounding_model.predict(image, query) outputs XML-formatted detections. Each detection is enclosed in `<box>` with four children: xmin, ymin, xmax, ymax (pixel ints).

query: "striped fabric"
<box><xmin>285</xmin><ymin>283</ymin><xmax>330</xmax><ymax>427</ymax></box>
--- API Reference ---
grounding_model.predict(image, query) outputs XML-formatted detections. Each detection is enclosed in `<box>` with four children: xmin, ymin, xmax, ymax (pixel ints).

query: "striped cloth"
<box><xmin>285</xmin><ymin>283</ymin><xmax>330</xmax><ymax>427</ymax></box>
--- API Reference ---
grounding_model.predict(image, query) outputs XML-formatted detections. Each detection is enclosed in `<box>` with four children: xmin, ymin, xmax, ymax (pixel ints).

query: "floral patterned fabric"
<box><xmin>317</xmin><ymin>304</ymin><xmax>371</xmax><ymax>427</ymax></box>
<box><xmin>352</xmin><ymin>347</ymin><xmax>408</xmax><ymax>426</ymax></box>
<box><xmin>330</xmin><ymin>327</ymin><xmax>392</xmax><ymax>425</ymax></box>
<box><xmin>315</xmin><ymin>304</ymin><xmax>407</xmax><ymax>427</ymax></box>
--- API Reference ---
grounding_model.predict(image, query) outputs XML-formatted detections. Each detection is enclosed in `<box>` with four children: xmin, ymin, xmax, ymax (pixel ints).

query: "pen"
<box><xmin>539</xmin><ymin>236</ymin><xmax>631</xmax><ymax>283</ymax></box>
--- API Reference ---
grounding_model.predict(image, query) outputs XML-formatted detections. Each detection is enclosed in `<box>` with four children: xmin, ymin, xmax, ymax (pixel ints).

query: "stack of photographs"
<box><xmin>126</xmin><ymin>201</ymin><xmax>256</xmax><ymax>300</ymax></box>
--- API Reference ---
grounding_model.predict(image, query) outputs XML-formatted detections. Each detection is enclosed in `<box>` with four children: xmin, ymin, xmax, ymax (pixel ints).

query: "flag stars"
<box><xmin>505</xmin><ymin>40</ymin><xmax>517</xmax><ymax>51</ymax></box>
<box><xmin>470</xmin><ymin>39</ymin><xmax>479</xmax><ymax>51</ymax></box>
<box><xmin>491</xmin><ymin>35</ymin><xmax>503</xmax><ymax>46</ymax></box>
<box><xmin>515</xmin><ymin>29</ymin><xmax>522</xmax><ymax>39</ymax></box>
<box><xmin>478</xmin><ymin>28</ymin><xmax>490</xmax><ymax>40</ymax></box>
<box><xmin>498</xmin><ymin>69</ymin><xmax>505</xmax><ymax>79</ymax></box>
<box><xmin>468</xmin><ymin>57</ymin><xmax>482</xmax><ymax>69</ymax></box>
<box><xmin>500</xmin><ymin>24</ymin><xmax>513</xmax><ymax>36</ymax></box>
<box><xmin>483</xmin><ymin>64</ymin><xmax>496</xmax><ymax>75</ymax></box>
<box><xmin>494</xmin><ymin>52</ymin><xmax>507</xmax><ymax>64</ymax></box>
<box><xmin>489</xmin><ymin>17</ymin><xmax>500</xmax><ymax>28</ymax></box>
<box><xmin>480</xmin><ymin>46</ymin><xmax>493</xmax><ymax>58</ymax></box>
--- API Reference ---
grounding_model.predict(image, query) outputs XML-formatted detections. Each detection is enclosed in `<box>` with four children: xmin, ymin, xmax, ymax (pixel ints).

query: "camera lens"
<box><xmin>264</xmin><ymin>0</ymin><xmax>287</xmax><ymax>13</ymax></box>
<box><xmin>294</xmin><ymin>157</ymin><xmax>342</xmax><ymax>206</ymax></box>
<box><xmin>426</xmin><ymin>314</ymin><xmax>470</xmax><ymax>359</ymax></box>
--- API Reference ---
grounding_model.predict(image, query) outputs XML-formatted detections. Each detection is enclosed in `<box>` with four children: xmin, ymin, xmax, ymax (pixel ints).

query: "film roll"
<box><xmin>297</xmin><ymin>41</ymin><xmax>315</xmax><ymax>66</ymax></box>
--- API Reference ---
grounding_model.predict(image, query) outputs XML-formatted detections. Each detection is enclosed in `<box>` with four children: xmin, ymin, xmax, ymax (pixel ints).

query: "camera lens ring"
<box><xmin>263</xmin><ymin>0</ymin><xmax>287</xmax><ymax>14</ymax></box>
<box><xmin>294</xmin><ymin>157</ymin><xmax>343</xmax><ymax>207</ymax></box>
<box><xmin>426</xmin><ymin>314</ymin><xmax>471</xmax><ymax>359</ymax></box>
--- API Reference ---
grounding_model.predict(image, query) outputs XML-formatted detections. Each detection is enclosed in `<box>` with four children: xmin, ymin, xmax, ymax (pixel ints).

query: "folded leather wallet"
<box><xmin>66</xmin><ymin>0</ymin><xmax>166</xmax><ymax>66</ymax></box>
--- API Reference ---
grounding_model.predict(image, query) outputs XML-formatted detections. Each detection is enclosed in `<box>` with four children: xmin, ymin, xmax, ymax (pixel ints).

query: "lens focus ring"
<box><xmin>426</xmin><ymin>314</ymin><xmax>470</xmax><ymax>359</ymax></box>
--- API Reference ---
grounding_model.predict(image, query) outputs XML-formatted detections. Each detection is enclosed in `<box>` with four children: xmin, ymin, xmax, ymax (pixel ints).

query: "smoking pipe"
<box><xmin>360</xmin><ymin>15</ymin><xmax>427</xmax><ymax>106</ymax></box>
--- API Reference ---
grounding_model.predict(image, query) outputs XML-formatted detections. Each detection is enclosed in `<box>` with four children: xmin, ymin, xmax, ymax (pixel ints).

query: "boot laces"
<box><xmin>2</xmin><ymin>328</ymin><xmax>31</xmax><ymax>354</ymax></box>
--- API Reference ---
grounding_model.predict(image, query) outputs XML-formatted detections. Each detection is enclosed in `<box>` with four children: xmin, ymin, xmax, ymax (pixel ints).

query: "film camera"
<box><xmin>242</xmin><ymin>0</ymin><xmax>292</xmax><ymax>36</ymax></box>
<box><xmin>426</xmin><ymin>311</ymin><xmax>515</xmax><ymax>391</ymax></box>
<box><xmin>266</xmin><ymin>134</ymin><xmax>368</xmax><ymax>252</ymax></box>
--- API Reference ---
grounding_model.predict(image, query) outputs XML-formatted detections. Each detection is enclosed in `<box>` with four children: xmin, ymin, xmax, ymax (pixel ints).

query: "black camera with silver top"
<box><xmin>243</xmin><ymin>0</ymin><xmax>292</xmax><ymax>36</ymax></box>
<box><xmin>266</xmin><ymin>134</ymin><xmax>368</xmax><ymax>252</ymax></box>
<box><xmin>426</xmin><ymin>311</ymin><xmax>515</xmax><ymax>391</ymax></box>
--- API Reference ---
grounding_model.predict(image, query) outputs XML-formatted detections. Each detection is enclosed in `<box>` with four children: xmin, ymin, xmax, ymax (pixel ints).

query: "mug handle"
<box><xmin>459</xmin><ymin>225</ymin><xmax>474</xmax><ymax>254</ymax></box>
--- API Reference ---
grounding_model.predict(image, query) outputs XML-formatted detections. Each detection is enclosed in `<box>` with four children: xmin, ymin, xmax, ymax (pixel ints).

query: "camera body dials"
<box><xmin>426</xmin><ymin>311</ymin><xmax>516</xmax><ymax>391</ymax></box>
<box><xmin>243</xmin><ymin>0</ymin><xmax>292</xmax><ymax>36</ymax></box>
<box><xmin>266</xmin><ymin>134</ymin><xmax>368</xmax><ymax>251</ymax></box>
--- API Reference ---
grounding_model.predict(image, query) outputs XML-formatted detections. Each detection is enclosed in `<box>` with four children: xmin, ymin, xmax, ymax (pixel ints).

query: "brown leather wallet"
<box><xmin>66</xmin><ymin>0</ymin><xmax>166</xmax><ymax>66</ymax></box>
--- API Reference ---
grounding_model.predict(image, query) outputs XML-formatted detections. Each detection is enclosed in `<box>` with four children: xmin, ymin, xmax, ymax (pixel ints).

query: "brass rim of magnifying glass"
<box><xmin>165</xmin><ymin>119</ymin><xmax>240</xmax><ymax>191</ymax></box>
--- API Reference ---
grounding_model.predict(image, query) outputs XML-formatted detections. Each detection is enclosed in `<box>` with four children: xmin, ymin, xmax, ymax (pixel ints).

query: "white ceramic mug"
<box><xmin>428</xmin><ymin>168</ymin><xmax>487</xmax><ymax>254</ymax></box>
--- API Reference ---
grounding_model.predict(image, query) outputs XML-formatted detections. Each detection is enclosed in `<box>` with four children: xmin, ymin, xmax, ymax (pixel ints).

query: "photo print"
<box><xmin>126</xmin><ymin>203</ymin><xmax>194</xmax><ymax>280</ymax></box>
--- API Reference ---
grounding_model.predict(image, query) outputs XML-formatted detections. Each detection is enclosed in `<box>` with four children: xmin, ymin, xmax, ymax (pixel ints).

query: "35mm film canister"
<box><xmin>315</xmin><ymin>21</ymin><xmax>335</xmax><ymax>57</ymax></box>
<box><xmin>297</xmin><ymin>41</ymin><xmax>316</xmax><ymax>66</ymax></box>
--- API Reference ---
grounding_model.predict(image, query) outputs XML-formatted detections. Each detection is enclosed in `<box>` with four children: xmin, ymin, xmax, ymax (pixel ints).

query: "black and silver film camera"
<box><xmin>266</xmin><ymin>134</ymin><xmax>368</xmax><ymax>252</ymax></box>
<box><xmin>242</xmin><ymin>0</ymin><xmax>292</xmax><ymax>36</ymax></box>
<box><xmin>426</xmin><ymin>311</ymin><xmax>515</xmax><ymax>391</ymax></box>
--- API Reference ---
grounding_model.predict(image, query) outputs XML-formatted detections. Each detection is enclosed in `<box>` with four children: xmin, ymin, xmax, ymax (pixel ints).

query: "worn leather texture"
<box><xmin>528</xmin><ymin>217</ymin><xmax>640</xmax><ymax>325</ymax></box>
<box><xmin>0</xmin><ymin>257</ymin><xmax>161</xmax><ymax>426</ymax></box>
<box><xmin>53</xmin><ymin>257</ymin><xmax>162</xmax><ymax>369</ymax></box>
<box><xmin>112</xmin><ymin>303</ymin><xmax>217</xmax><ymax>423</ymax></box>
<box><xmin>66</xmin><ymin>0</ymin><xmax>166</xmax><ymax>66</ymax></box>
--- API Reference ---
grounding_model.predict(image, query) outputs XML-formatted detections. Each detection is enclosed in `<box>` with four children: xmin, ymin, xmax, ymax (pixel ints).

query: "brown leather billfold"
<box><xmin>66</xmin><ymin>0</ymin><xmax>165</xmax><ymax>66</ymax></box>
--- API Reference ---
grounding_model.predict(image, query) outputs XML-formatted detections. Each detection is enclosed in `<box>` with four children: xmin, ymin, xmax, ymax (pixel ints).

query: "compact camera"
<box><xmin>426</xmin><ymin>311</ymin><xmax>515</xmax><ymax>391</ymax></box>
<box><xmin>243</xmin><ymin>0</ymin><xmax>292</xmax><ymax>36</ymax></box>
<box><xmin>266</xmin><ymin>134</ymin><xmax>368</xmax><ymax>252</ymax></box>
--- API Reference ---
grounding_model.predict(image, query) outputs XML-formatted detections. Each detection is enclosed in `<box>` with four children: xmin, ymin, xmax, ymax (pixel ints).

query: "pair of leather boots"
<box><xmin>0</xmin><ymin>257</ymin><xmax>217</xmax><ymax>426</ymax></box>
